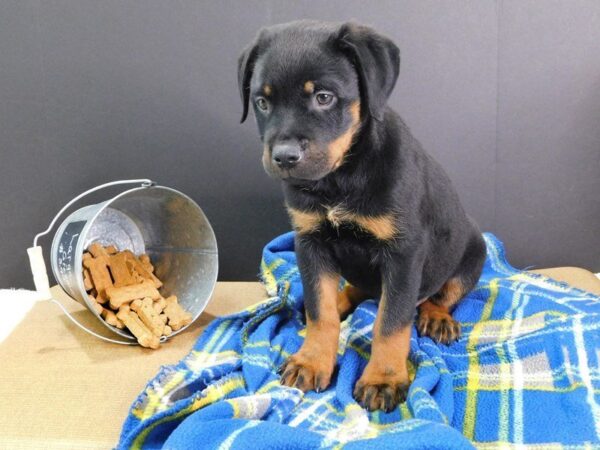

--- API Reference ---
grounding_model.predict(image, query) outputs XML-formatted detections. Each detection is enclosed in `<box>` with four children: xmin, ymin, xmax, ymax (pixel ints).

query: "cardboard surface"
<box><xmin>1</xmin><ymin>271</ymin><xmax>599</xmax><ymax>449</ymax></box>
<box><xmin>530</xmin><ymin>267</ymin><xmax>600</xmax><ymax>296</ymax></box>
<box><xmin>0</xmin><ymin>282</ymin><xmax>267</xmax><ymax>449</ymax></box>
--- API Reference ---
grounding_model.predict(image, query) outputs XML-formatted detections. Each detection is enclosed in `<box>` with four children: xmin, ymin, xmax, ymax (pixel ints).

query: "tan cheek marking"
<box><xmin>262</xmin><ymin>144</ymin><xmax>270</xmax><ymax>168</ymax></box>
<box><xmin>263</xmin><ymin>84</ymin><xmax>272</xmax><ymax>96</ymax></box>
<box><xmin>303</xmin><ymin>81</ymin><xmax>315</xmax><ymax>94</ymax></box>
<box><xmin>328</xmin><ymin>101</ymin><xmax>361</xmax><ymax>169</ymax></box>
<box><xmin>287</xmin><ymin>207</ymin><xmax>325</xmax><ymax>234</ymax></box>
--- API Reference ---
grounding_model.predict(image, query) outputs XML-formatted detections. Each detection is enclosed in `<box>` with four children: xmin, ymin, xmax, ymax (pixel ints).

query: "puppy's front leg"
<box><xmin>353</xmin><ymin>254</ymin><xmax>422</xmax><ymax>412</ymax></box>
<box><xmin>280</xmin><ymin>233</ymin><xmax>340</xmax><ymax>393</ymax></box>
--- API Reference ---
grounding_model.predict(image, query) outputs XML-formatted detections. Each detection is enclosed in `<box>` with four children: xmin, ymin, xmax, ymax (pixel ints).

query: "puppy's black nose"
<box><xmin>272</xmin><ymin>143</ymin><xmax>302</xmax><ymax>169</ymax></box>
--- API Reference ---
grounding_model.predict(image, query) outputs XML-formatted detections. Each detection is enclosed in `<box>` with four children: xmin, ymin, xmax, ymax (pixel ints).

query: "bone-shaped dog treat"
<box><xmin>105</xmin><ymin>245</ymin><xmax>118</xmax><ymax>255</ymax></box>
<box><xmin>123</xmin><ymin>252</ymin><xmax>162</xmax><ymax>289</ymax></box>
<box><xmin>83</xmin><ymin>268</ymin><xmax>93</xmax><ymax>291</ymax></box>
<box><xmin>83</xmin><ymin>258</ymin><xmax>112</xmax><ymax>303</ymax></box>
<box><xmin>101</xmin><ymin>308</ymin><xmax>125</xmax><ymax>329</ymax></box>
<box><xmin>139</xmin><ymin>254</ymin><xmax>154</xmax><ymax>273</ymax></box>
<box><xmin>106</xmin><ymin>280</ymin><xmax>161</xmax><ymax>310</ymax></box>
<box><xmin>130</xmin><ymin>299</ymin><xmax>143</xmax><ymax>312</ymax></box>
<box><xmin>88</xmin><ymin>295</ymin><xmax>104</xmax><ymax>315</ymax></box>
<box><xmin>82</xmin><ymin>244</ymin><xmax>193</xmax><ymax>347</ymax></box>
<box><xmin>108</xmin><ymin>252</ymin><xmax>136</xmax><ymax>287</ymax></box>
<box><xmin>88</xmin><ymin>242</ymin><xmax>110</xmax><ymax>259</ymax></box>
<box><xmin>116</xmin><ymin>309</ymin><xmax>160</xmax><ymax>349</ymax></box>
<box><xmin>163</xmin><ymin>295</ymin><xmax>192</xmax><ymax>331</ymax></box>
<box><xmin>153</xmin><ymin>297</ymin><xmax>167</xmax><ymax>313</ymax></box>
<box><xmin>137</xmin><ymin>297</ymin><xmax>165</xmax><ymax>337</ymax></box>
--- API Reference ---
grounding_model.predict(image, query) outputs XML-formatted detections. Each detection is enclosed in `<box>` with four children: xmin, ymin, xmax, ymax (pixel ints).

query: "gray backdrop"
<box><xmin>1</xmin><ymin>1</ymin><xmax>599</xmax><ymax>289</ymax></box>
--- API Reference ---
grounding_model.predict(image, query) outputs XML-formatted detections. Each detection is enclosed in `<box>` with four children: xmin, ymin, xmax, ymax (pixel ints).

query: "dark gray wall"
<box><xmin>1</xmin><ymin>1</ymin><xmax>599</xmax><ymax>289</ymax></box>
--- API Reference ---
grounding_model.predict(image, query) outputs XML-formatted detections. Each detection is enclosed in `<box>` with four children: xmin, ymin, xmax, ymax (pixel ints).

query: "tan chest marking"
<box><xmin>287</xmin><ymin>207</ymin><xmax>325</xmax><ymax>235</ymax></box>
<box><xmin>288</xmin><ymin>205</ymin><xmax>400</xmax><ymax>240</ymax></box>
<box><xmin>353</xmin><ymin>214</ymin><xmax>399</xmax><ymax>241</ymax></box>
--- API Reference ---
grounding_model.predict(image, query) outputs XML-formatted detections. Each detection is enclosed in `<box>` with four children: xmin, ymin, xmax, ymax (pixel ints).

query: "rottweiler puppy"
<box><xmin>238</xmin><ymin>20</ymin><xmax>486</xmax><ymax>412</ymax></box>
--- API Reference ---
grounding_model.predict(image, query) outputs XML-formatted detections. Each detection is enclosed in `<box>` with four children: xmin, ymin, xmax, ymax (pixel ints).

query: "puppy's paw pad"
<box><xmin>279</xmin><ymin>352</ymin><xmax>333</xmax><ymax>393</ymax></box>
<box><xmin>353</xmin><ymin>379</ymin><xmax>409</xmax><ymax>412</ymax></box>
<box><xmin>417</xmin><ymin>311</ymin><xmax>461</xmax><ymax>345</ymax></box>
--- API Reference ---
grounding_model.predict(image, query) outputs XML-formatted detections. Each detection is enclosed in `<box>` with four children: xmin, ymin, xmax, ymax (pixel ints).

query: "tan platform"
<box><xmin>0</xmin><ymin>272</ymin><xmax>599</xmax><ymax>449</ymax></box>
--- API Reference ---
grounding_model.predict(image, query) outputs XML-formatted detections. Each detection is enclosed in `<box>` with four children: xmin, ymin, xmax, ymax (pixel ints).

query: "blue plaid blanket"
<box><xmin>117</xmin><ymin>232</ymin><xmax>600</xmax><ymax>449</ymax></box>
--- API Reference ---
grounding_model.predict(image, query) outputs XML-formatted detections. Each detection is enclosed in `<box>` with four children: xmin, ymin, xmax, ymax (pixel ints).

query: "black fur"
<box><xmin>238</xmin><ymin>20</ymin><xmax>486</xmax><ymax>336</ymax></box>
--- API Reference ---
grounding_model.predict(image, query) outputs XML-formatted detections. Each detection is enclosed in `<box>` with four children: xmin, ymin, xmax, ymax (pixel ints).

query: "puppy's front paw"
<box><xmin>353</xmin><ymin>367</ymin><xmax>409</xmax><ymax>412</ymax></box>
<box><xmin>279</xmin><ymin>350</ymin><xmax>334</xmax><ymax>393</ymax></box>
<box><xmin>417</xmin><ymin>308</ymin><xmax>461</xmax><ymax>344</ymax></box>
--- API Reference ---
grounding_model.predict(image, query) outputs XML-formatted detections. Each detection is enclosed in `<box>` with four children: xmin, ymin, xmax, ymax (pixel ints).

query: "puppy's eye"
<box><xmin>255</xmin><ymin>97</ymin><xmax>269</xmax><ymax>111</ymax></box>
<box><xmin>314</xmin><ymin>91</ymin><xmax>336</xmax><ymax>107</ymax></box>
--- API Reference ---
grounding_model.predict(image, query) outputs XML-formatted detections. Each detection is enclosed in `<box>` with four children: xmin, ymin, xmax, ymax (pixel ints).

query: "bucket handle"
<box><xmin>28</xmin><ymin>179</ymin><xmax>156</xmax><ymax>346</ymax></box>
<box><xmin>33</xmin><ymin>178</ymin><xmax>155</xmax><ymax>248</ymax></box>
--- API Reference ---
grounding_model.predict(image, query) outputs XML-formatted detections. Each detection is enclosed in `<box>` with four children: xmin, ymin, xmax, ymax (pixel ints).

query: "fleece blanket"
<box><xmin>117</xmin><ymin>233</ymin><xmax>600</xmax><ymax>449</ymax></box>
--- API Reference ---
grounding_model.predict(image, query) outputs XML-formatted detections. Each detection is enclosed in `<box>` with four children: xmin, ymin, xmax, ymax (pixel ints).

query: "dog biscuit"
<box><xmin>130</xmin><ymin>299</ymin><xmax>143</xmax><ymax>312</ymax></box>
<box><xmin>101</xmin><ymin>308</ymin><xmax>125</xmax><ymax>329</ymax></box>
<box><xmin>105</xmin><ymin>245</ymin><xmax>118</xmax><ymax>255</ymax></box>
<box><xmin>88</xmin><ymin>242</ymin><xmax>110</xmax><ymax>259</ymax></box>
<box><xmin>153</xmin><ymin>297</ymin><xmax>167</xmax><ymax>313</ymax></box>
<box><xmin>83</xmin><ymin>257</ymin><xmax>112</xmax><ymax>303</ymax></box>
<box><xmin>124</xmin><ymin>251</ymin><xmax>162</xmax><ymax>289</ymax></box>
<box><xmin>83</xmin><ymin>268</ymin><xmax>93</xmax><ymax>291</ymax></box>
<box><xmin>88</xmin><ymin>295</ymin><xmax>104</xmax><ymax>315</ymax></box>
<box><xmin>108</xmin><ymin>252</ymin><xmax>137</xmax><ymax>287</ymax></box>
<box><xmin>107</xmin><ymin>280</ymin><xmax>161</xmax><ymax>310</ymax></box>
<box><xmin>139</xmin><ymin>254</ymin><xmax>154</xmax><ymax>273</ymax></box>
<box><xmin>116</xmin><ymin>309</ymin><xmax>160</xmax><ymax>349</ymax></box>
<box><xmin>137</xmin><ymin>297</ymin><xmax>165</xmax><ymax>337</ymax></box>
<box><xmin>82</xmin><ymin>243</ymin><xmax>192</xmax><ymax>348</ymax></box>
<box><xmin>164</xmin><ymin>295</ymin><xmax>192</xmax><ymax>331</ymax></box>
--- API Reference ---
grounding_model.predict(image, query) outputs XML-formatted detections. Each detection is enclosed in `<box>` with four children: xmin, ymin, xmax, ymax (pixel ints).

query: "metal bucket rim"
<box><xmin>52</xmin><ymin>184</ymin><xmax>219</xmax><ymax>341</ymax></box>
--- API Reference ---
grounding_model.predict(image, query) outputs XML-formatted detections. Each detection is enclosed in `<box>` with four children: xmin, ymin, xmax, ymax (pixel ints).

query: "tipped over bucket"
<box><xmin>49</xmin><ymin>182</ymin><xmax>218</xmax><ymax>340</ymax></box>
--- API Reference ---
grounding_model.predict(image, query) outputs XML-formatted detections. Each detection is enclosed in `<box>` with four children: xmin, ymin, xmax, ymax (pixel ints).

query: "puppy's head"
<box><xmin>238</xmin><ymin>21</ymin><xmax>399</xmax><ymax>182</ymax></box>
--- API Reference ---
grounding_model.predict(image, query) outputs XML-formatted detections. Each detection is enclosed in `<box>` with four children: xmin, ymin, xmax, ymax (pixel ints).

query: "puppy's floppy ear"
<box><xmin>237</xmin><ymin>32</ymin><xmax>264</xmax><ymax>123</ymax></box>
<box><xmin>337</xmin><ymin>22</ymin><xmax>400</xmax><ymax>121</ymax></box>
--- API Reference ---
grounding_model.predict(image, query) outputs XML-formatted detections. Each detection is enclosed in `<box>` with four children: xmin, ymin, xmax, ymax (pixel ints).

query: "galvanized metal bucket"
<box><xmin>30</xmin><ymin>179</ymin><xmax>218</xmax><ymax>343</ymax></box>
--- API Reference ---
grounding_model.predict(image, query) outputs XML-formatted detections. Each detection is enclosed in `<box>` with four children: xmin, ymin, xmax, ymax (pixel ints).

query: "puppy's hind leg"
<box><xmin>418</xmin><ymin>233</ymin><xmax>486</xmax><ymax>344</ymax></box>
<box><xmin>337</xmin><ymin>283</ymin><xmax>371</xmax><ymax>320</ymax></box>
<box><xmin>417</xmin><ymin>282</ymin><xmax>463</xmax><ymax>345</ymax></box>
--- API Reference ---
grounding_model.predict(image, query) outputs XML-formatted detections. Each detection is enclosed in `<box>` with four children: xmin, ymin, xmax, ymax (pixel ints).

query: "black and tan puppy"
<box><xmin>238</xmin><ymin>21</ymin><xmax>486</xmax><ymax>412</ymax></box>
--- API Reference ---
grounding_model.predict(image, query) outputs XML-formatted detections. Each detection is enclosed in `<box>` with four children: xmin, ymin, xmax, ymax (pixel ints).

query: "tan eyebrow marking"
<box><xmin>263</xmin><ymin>84</ymin><xmax>272</xmax><ymax>96</ymax></box>
<box><xmin>303</xmin><ymin>81</ymin><xmax>315</xmax><ymax>94</ymax></box>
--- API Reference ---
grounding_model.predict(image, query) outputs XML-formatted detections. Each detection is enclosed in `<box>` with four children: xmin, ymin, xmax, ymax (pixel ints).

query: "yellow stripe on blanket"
<box><xmin>132</xmin><ymin>375</ymin><xmax>246</xmax><ymax>450</ymax></box>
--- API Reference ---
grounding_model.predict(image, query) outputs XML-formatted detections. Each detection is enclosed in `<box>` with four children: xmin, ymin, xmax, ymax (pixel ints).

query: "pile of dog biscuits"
<box><xmin>82</xmin><ymin>243</ymin><xmax>192</xmax><ymax>348</ymax></box>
